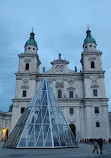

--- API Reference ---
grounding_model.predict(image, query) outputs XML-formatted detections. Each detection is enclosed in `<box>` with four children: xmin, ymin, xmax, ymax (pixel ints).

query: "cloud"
<box><xmin>0</xmin><ymin>0</ymin><xmax>111</xmax><ymax>112</ymax></box>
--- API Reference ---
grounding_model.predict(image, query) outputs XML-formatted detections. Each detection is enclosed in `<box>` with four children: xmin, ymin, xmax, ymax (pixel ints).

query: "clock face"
<box><xmin>55</xmin><ymin>65</ymin><xmax>64</xmax><ymax>72</ymax></box>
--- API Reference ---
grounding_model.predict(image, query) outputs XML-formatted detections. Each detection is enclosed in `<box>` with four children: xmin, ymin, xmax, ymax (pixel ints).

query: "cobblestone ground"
<box><xmin>0</xmin><ymin>142</ymin><xmax>111</xmax><ymax>158</ymax></box>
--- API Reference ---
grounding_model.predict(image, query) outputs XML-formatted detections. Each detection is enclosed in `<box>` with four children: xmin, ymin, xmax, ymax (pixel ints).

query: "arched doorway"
<box><xmin>69</xmin><ymin>124</ymin><xmax>76</xmax><ymax>138</ymax></box>
<box><xmin>2</xmin><ymin>128</ymin><xmax>8</xmax><ymax>142</ymax></box>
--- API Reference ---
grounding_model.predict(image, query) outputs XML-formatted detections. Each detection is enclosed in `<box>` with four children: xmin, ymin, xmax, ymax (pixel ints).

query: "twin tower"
<box><xmin>10</xmin><ymin>28</ymin><xmax>110</xmax><ymax>141</ymax></box>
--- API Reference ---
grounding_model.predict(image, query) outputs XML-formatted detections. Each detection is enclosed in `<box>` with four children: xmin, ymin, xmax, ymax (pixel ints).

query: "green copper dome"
<box><xmin>25</xmin><ymin>31</ymin><xmax>38</xmax><ymax>49</ymax></box>
<box><xmin>83</xmin><ymin>29</ymin><xmax>96</xmax><ymax>47</ymax></box>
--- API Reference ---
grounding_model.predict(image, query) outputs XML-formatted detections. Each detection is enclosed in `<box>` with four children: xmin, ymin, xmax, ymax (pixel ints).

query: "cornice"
<box><xmin>82</xmin><ymin>71</ymin><xmax>105</xmax><ymax>75</ymax></box>
<box><xmin>83</xmin><ymin>98</ymin><xmax>109</xmax><ymax>102</ymax></box>
<box><xmin>16</xmin><ymin>72</ymin><xmax>37</xmax><ymax>75</ymax></box>
<box><xmin>18</xmin><ymin>53</ymin><xmax>38</xmax><ymax>58</ymax></box>
<box><xmin>38</xmin><ymin>73</ymin><xmax>82</xmax><ymax>77</ymax></box>
<box><xmin>0</xmin><ymin>111</ymin><xmax>12</xmax><ymax>116</ymax></box>
<box><xmin>57</xmin><ymin>98</ymin><xmax>83</xmax><ymax>103</ymax></box>
<box><xmin>15</xmin><ymin>73</ymin><xmax>38</xmax><ymax>80</ymax></box>
<box><xmin>12</xmin><ymin>98</ymin><xmax>32</xmax><ymax>102</ymax></box>
<box><xmin>81</xmin><ymin>51</ymin><xmax>102</xmax><ymax>56</ymax></box>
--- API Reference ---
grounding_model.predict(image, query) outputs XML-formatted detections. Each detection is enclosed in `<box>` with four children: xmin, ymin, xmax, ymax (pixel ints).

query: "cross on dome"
<box><xmin>32</xmin><ymin>27</ymin><xmax>34</xmax><ymax>32</ymax></box>
<box><xmin>87</xmin><ymin>24</ymin><xmax>89</xmax><ymax>30</ymax></box>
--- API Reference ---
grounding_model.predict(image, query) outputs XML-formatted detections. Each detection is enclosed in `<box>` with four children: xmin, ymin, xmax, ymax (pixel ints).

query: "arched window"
<box><xmin>25</xmin><ymin>63</ymin><xmax>29</xmax><ymax>70</ymax></box>
<box><xmin>69</xmin><ymin>124</ymin><xmax>76</xmax><ymax>138</ymax></box>
<box><xmin>58</xmin><ymin>89</ymin><xmax>62</xmax><ymax>98</ymax></box>
<box><xmin>91</xmin><ymin>61</ymin><xmax>95</xmax><ymax>68</ymax></box>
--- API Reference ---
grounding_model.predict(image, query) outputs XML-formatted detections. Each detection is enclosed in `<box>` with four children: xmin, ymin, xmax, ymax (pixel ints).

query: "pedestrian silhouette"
<box><xmin>93</xmin><ymin>139</ymin><xmax>98</xmax><ymax>154</ymax></box>
<box><xmin>98</xmin><ymin>138</ymin><xmax>103</xmax><ymax>154</ymax></box>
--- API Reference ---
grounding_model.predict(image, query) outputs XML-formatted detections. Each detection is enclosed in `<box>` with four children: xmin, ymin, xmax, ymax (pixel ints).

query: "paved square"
<box><xmin>0</xmin><ymin>142</ymin><xmax>111</xmax><ymax>158</ymax></box>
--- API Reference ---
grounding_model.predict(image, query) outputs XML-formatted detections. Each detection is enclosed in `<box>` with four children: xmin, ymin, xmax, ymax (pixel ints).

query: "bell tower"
<box><xmin>81</xmin><ymin>28</ymin><xmax>105</xmax><ymax>98</ymax></box>
<box><xmin>81</xmin><ymin>28</ymin><xmax>103</xmax><ymax>73</ymax></box>
<box><xmin>11</xmin><ymin>30</ymin><xmax>41</xmax><ymax>131</ymax></box>
<box><xmin>80</xmin><ymin>28</ymin><xmax>110</xmax><ymax>140</ymax></box>
<box><xmin>18</xmin><ymin>30</ymin><xmax>40</xmax><ymax>74</ymax></box>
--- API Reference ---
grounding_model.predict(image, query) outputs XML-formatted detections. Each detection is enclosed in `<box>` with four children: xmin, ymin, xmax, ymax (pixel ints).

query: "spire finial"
<box><xmin>30</xmin><ymin>27</ymin><xmax>35</xmax><ymax>39</ymax></box>
<box><xmin>87</xmin><ymin>24</ymin><xmax>89</xmax><ymax>30</ymax></box>
<box><xmin>59</xmin><ymin>53</ymin><xmax>61</xmax><ymax>59</ymax></box>
<box><xmin>86</xmin><ymin>25</ymin><xmax>91</xmax><ymax>37</ymax></box>
<box><xmin>32</xmin><ymin>27</ymin><xmax>34</xmax><ymax>32</ymax></box>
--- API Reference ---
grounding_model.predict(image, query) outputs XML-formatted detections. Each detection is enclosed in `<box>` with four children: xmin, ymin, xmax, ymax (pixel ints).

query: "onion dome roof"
<box><xmin>83</xmin><ymin>29</ymin><xmax>96</xmax><ymax>47</ymax></box>
<box><xmin>25</xmin><ymin>31</ymin><xmax>38</xmax><ymax>49</ymax></box>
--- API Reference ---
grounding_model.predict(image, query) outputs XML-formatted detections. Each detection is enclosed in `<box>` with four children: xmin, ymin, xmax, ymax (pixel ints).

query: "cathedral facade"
<box><xmin>0</xmin><ymin>29</ymin><xmax>111</xmax><ymax>141</ymax></box>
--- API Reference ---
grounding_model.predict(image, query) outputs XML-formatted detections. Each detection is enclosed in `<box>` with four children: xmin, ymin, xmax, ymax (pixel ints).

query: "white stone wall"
<box><xmin>83</xmin><ymin>76</ymin><xmax>106</xmax><ymax>98</ymax></box>
<box><xmin>9</xmin><ymin>40</ymin><xmax>111</xmax><ymax>141</ymax></box>
<box><xmin>82</xmin><ymin>52</ymin><xmax>103</xmax><ymax>72</ymax></box>
<box><xmin>18</xmin><ymin>54</ymin><xmax>38</xmax><ymax>73</ymax></box>
<box><xmin>10</xmin><ymin>101</ymin><xmax>29</xmax><ymax>131</ymax></box>
<box><xmin>81</xmin><ymin>44</ymin><xmax>110</xmax><ymax>140</ymax></box>
<box><xmin>24</xmin><ymin>45</ymin><xmax>37</xmax><ymax>54</ymax></box>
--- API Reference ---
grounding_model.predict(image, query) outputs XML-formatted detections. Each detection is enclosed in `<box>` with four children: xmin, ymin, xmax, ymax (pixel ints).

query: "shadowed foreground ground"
<box><xmin>0</xmin><ymin>142</ymin><xmax>111</xmax><ymax>158</ymax></box>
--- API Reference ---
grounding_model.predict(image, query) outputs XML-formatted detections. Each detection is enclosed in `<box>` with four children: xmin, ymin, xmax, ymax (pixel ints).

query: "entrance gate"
<box><xmin>69</xmin><ymin>124</ymin><xmax>76</xmax><ymax>138</ymax></box>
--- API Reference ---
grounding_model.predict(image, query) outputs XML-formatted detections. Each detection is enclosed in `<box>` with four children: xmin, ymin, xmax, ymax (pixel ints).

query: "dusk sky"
<box><xmin>0</xmin><ymin>0</ymin><xmax>111</xmax><ymax>112</ymax></box>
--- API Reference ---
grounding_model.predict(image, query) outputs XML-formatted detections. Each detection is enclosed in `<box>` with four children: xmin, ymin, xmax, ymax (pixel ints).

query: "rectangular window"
<box><xmin>22</xmin><ymin>90</ymin><xmax>27</xmax><ymax>97</ymax></box>
<box><xmin>96</xmin><ymin>122</ymin><xmax>100</xmax><ymax>127</ymax></box>
<box><xmin>93</xmin><ymin>90</ymin><xmax>97</xmax><ymax>96</ymax></box>
<box><xmin>21</xmin><ymin>107</ymin><xmax>25</xmax><ymax>113</ymax></box>
<box><xmin>69</xmin><ymin>107</ymin><xmax>74</xmax><ymax>114</ymax></box>
<box><xmin>95</xmin><ymin>107</ymin><xmax>99</xmax><ymax>113</ymax></box>
<box><xmin>69</xmin><ymin>91</ymin><xmax>73</xmax><ymax>98</ymax></box>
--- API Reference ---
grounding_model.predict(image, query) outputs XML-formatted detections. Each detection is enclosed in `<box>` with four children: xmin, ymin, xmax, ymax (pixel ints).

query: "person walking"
<box><xmin>93</xmin><ymin>139</ymin><xmax>98</xmax><ymax>154</ymax></box>
<box><xmin>98</xmin><ymin>138</ymin><xmax>103</xmax><ymax>154</ymax></box>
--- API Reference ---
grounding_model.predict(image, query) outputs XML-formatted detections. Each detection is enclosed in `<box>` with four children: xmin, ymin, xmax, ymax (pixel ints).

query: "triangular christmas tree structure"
<box><xmin>4</xmin><ymin>78</ymin><xmax>78</xmax><ymax>148</ymax></box>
